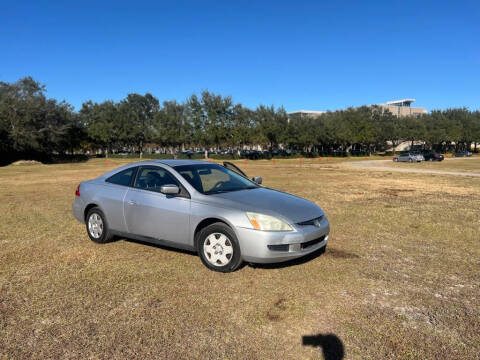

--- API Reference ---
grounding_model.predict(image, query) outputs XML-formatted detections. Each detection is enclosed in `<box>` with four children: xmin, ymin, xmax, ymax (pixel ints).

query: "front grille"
<box><xmin>297</xmin><ymin>216</ymin><xmax>323</xmax><ymax>226</ymax></box>
<box><xmin>267</xmin><ymin>244</ymin><xmax>289</xmax><ymax>252</ymax></box>
<box><xmin>301</xmin><ymin>235</ymin><xmax>325</xmax><ymax>249</ymax></box>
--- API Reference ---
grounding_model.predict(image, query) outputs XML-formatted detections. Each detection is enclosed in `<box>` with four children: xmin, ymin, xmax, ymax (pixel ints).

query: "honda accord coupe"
<box><xmin>72</xmin><ymin>160</ymin><xmax>330</xmax><ymax>272</ymax></box>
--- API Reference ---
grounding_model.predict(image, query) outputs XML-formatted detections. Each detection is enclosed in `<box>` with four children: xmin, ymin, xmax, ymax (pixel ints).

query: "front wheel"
<box><xmin>196</xmin><ymin>222</ymin><xmax>242</xmax><ymax>272</ymax></box>
<box><xmin>408</xmin><ymin>158</ymin><xmax>413</xmax><ymax>163</ymax></box>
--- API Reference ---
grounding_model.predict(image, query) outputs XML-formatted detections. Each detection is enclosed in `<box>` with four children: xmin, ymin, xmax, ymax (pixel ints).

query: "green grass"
<box><xmin>1</xmin><ymin>159</ymin><xmax>479</xmax><ymax>359</ymax></box>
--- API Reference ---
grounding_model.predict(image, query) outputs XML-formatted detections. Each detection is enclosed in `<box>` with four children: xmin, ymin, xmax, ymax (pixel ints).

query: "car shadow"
<box><xmin>117</xmin><ymin>237</ymin><xmax>253</xmax><ymax>271</ymax></box>
<box><xmin>113</xmin><ymin>238</ymin><xmax>358</xmax><ymax>272</ymax></box>
<box><xmin>248</xmin><ymin>246</ymin><xmax>326</xmax><ymax>269</ymax></box>
<box><xmin>119</xmin><ymin>237</ymin><xmax>197</xmax><ymax>257</ymax></box>
<box><xmin>302</xmin><ymin>333</ymin><xmax>345</xmax><ymax>360</ymax></box>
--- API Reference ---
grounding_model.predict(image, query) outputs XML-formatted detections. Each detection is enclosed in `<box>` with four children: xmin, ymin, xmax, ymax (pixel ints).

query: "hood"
<box><xmin>205</xmin><ymin>187</ymin><xmax>323</xmax><ymax>223</ymax></box>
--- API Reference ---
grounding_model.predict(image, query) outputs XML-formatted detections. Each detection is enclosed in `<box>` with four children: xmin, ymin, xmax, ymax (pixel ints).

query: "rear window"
<box><xmin>106</xmin><ymin>167</ymin><xmax>136</xmax><ymax>186</ymax></box>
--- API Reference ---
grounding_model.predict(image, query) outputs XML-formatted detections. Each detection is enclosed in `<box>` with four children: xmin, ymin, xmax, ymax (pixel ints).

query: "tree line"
<box><xmin>1</xmin><ymin>77</ymin><xmax>479</xmax><ymax>164</ymax></box>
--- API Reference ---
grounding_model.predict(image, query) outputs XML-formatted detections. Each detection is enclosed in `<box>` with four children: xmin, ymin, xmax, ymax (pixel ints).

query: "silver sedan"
<box><xmin>72</xmin><ymin>160</ymin><xmax>329</xmax><ymax>272</ymax></box>
<box><xmin>393</xmin><ymin>153</ymin><xmax>423</xmax><ymax>162</ymax></box>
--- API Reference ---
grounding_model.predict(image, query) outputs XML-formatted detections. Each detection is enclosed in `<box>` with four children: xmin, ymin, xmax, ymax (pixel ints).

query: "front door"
<box><xmin>124</xmin><ymin>166</ymin><xmax>191</xmax><ymax>246</ymax></box>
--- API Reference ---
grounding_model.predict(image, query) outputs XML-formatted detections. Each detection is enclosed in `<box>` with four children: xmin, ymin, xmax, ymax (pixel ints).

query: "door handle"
<box><xmin>127</xmin><ymin>200</ymin><xmax>136</xmax><ymax>205</ymax></box>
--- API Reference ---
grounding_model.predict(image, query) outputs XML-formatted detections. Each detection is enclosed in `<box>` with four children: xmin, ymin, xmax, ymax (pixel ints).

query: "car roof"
<box><xmin>153</xmin><ymin>159</ymin><xmax>214</xmax><ymax>167</ymax></box>
<box><xmin>119</xmin><ymin>159</ymin><xmax>214</xmax><ymax>167</ymax></box>
<box><xmin>97</xmin><ymin>159</ymin><xmax>216</xmax><ymax>180</ymax></box>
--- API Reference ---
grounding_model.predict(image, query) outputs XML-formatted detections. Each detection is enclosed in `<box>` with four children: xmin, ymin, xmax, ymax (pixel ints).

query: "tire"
<box><xmin>393</xmin><ymin>158</ymin><xmax>398</xmax><ymax>162</ymax></box>
<box><xmin>85</xmin><ymin>207</ymin><xmax>114</xmax><ymax>244</ymax></box>
<box><xmin>429</xmin><ymin>158</ymin><xmax>433</xmax><ymax>161</ymax></box>
<box><xmin>196</xmin><ymin>222</ymin><xmax>242</xmax><ymax>272</ymax></box>
<box><xmin>408</xmin><ymin>158</ymin><xmax>413</xmax><ymax>163</ymax></box>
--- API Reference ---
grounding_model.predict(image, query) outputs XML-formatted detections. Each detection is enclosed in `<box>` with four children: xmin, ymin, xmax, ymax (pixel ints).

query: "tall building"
<box><xmin>287</xmin><ymin>110</ymin><xmax>325</xmax><ymax>118</ymax></box>
<box><xmin>379</xmin><ymin>99</ymin><xmax>427</xmax><ymax>117</ymax></box>
<box><xmin>288</xmin><ymin>99</ymin><xmax>427</xmax><ymax>119</ymax></box>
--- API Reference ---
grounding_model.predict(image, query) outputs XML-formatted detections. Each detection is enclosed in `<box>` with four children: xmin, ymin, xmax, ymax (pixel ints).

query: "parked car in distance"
<box><xmin>72</xmin><ymin>160</ymin><xmax>329</xmax><ymax>272</ymax></box>
<box><xmin>393</xmin><ymin>153</ymin><xmax>422</xmax><ymax>163</ymax></box>
<box><xmin>454</xmin><ymin>151</ymin><xmax>472</xmax><ymax>157</ymax></box>
<box><xmin>410</xmin><ymin>152</ymin><xmax>425</xmax><ymax>162</ymax></box>
<box><xmin>423</xmin><ymin>152</ymin><xmax>444</xmax><ymax>161</ymax></box>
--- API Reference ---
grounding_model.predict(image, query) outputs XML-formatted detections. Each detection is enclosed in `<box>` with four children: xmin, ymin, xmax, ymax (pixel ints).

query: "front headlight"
<box><xmin>246</xmin><ymin>212</ymin><xmax>293</xmax><ymax>231</ymax></box>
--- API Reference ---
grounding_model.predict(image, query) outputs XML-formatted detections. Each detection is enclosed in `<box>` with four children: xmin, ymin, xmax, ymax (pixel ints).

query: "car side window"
<box><xmin>134</xmin><ymin>167</ymin><xmax>181</xmax><ymax>193</ymax></box>
<box><xmin>106</xmin><ymin>167</ymin><xmax>136</xmax><ymax>186</ymax></box>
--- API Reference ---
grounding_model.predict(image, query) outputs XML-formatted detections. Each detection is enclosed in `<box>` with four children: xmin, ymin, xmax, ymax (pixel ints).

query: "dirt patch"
<box><xmin>266</xmin><ymin>297</ymin><xmax>288</xmax><ymax>321</ymax></box>
<box><xmin>347</xmin><ymin>158</ymin><xmax>480</xmax><ymax>177</ymax></box>
<box><xmin>10</xmin><ymin>160</ymin><xmax>43</xmax><ymax>166</ymax></box>
<box><xmin>380</xmin><ymin>188</ymin><xmax>415</xmax><ymax>197</ymax></box>
<box><xmin>325</xmin><ymin>248</ymin><xmax>360</xmax><ymax>259</ymax></box>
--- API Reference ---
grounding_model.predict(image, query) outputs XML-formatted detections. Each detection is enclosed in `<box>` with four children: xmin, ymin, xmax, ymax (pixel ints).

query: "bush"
<box><xmin>0</xmin><ymin>152</ymin><xmax>89</xmax><ymax>167</ymax></box>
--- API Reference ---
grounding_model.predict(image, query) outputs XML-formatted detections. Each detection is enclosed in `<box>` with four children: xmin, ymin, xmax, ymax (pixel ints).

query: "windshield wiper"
<box><xmin>204</xmin><ymin>190</ymin><xmax>232</xmax><ymax>195</ymax></box>
<box><xmin>205</xmin><ymin>186</ymin><xmax>258</xmax><ymax>195</ymax></box>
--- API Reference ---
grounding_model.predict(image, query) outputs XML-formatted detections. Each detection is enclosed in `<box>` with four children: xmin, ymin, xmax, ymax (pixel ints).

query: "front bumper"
<box><xmin>237</xmin><ymin>218</ymin><xmax>330</xmax><ymax>263</ymax></box>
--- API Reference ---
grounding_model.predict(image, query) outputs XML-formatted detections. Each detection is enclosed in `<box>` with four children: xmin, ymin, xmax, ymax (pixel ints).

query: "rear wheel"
<box><xmin>196</xmin><ymin>222</ymin><xmax>242</xmax><ymax>272</ymax></box>
<box><xmin>86</xmin><ymin>207</ymin><xmax>114</xmax><ymax>244</ymax></box>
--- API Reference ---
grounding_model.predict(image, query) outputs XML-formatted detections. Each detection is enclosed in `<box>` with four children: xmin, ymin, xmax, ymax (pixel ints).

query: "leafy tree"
<box><xmin>154</xmin><ymin>100</ymin><xmax>187</xmax><ymax>152</ymax></box>
<box><xmin>0</xmin><ymin>77</ymin><xmax>80</xmax><ymax>160</ymax></box>
<box><xmin>230</xmin><ymin>105</ymin><xmax>257</xmax><ymax>151</ymax></box>
<box><xmin>80</xmin><ymin>100</ymin><xmax>120</xmax><ymax>157</ymax></box>
<box><xmin>3</xmin><ymin>76</ymin><xmax>480</xmax><ymax>163</ymax></box>
<box><xmin>186</xmin><ymin>94</ymin><xmax>208</xmax><ymax>148</ymax></box>
<box><xmin>256</xmin><ymin>105</ymin><xmax>288</xmax><ymax>150</ymax></box>
<box><xmin>118</xmin><ymin>93</ymin><xmax>160</xmax><ymax>157</ymax></box>
<box><xmin>201</xmin><ymin>91</ymin><xmax>234</xmax><ymax>149</ymax></box>
<box><xmin>399</xmin><ymin>115</ymin><xmax>426</xmax><ymax>149</ymax></box>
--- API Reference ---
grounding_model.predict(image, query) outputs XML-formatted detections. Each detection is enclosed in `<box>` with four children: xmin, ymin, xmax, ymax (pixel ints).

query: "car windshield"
<box><xmin>174</xmin><ymin>164</ymin><xmax>258</xmax><ymax>194</ymax></box>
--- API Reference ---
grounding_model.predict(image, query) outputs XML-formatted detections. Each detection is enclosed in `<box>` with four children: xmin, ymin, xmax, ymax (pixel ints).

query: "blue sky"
<box><xmin>1</xmin><ymin>0</ymin><xmax>479</xmax><ymax>112</ymax></box>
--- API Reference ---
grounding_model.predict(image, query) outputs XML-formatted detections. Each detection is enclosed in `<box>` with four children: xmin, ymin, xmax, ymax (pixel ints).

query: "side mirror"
<box><xmin>160</xmin><ymin>184</ymin><xmax>180</xmax><ymax>195</ymax></box>
<box><xmin>252</xmin><ymin>176</ymin><xmax>262</xmax><ymax>185</ymax></box>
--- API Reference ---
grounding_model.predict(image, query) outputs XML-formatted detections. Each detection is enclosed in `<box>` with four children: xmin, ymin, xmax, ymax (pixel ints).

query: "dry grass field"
<box><xmin>1</xmin><ymin>158</ymin><xmax>479</xmax><ymax>359</ymax></box>
<box><xmin>385</xmin><ymin>156</ymin><xmax>480</xmax><ymax>173</ymax></box>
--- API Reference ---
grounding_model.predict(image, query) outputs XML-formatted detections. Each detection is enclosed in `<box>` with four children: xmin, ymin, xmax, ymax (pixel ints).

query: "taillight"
<box><xmin>75</xmin><ymin>184</ymin><xmax>81</xmax><ymax>197</ymax></box>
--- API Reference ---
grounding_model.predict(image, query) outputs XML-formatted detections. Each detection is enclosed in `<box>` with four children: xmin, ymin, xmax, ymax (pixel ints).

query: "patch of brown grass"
<box><xmin>0</xmin><ymin>158</ymin><xmax>479</xmax><ymax>359</ymax></box>
<box><xmin>381</xmin><ymin>156</ymin><xmax>480</xmax><ymax>173</ymax></box>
